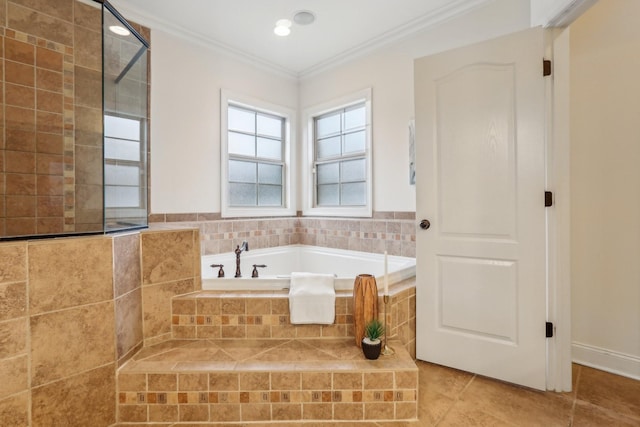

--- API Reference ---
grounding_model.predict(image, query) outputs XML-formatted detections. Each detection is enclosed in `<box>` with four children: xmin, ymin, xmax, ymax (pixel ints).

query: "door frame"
<box><xmin>546</xmin><ymin>27</ymin><xmax>572</xmax><ymax>392</ymax></box>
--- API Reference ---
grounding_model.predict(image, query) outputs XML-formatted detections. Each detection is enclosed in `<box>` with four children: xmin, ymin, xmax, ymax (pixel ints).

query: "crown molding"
<box><xmin>109</xmin><ymin>0</ymin><xmax>492</xmax><ymax>81</ymax></box>
<box><xmin>298</xmin><ymin>0</ymin><xmax>492</xmax><ymax>79</ymax></box>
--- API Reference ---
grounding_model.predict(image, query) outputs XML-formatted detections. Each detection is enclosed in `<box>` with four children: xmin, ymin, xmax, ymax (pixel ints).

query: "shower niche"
<box><xmin>0</xmin><ymin>0</ymin><xmax>149</xmax><ymax>239</ymax></box>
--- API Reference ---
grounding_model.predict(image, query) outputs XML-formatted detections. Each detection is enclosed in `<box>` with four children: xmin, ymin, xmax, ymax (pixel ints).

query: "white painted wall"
<box><xmin>298</xmin><ymin>0</ymin><xmax>531</xmax><ymax>212</ymax></box>
<box><xmin>149</xmin><ymin>31</ymin><xmax>297</xmax><ymax>213</ymax></box>
<box><xmin>570</xmin><ymin>0</ymin><xmax>640</xmax><ymax>378</ymax></box>
<box><xmin>148</xmin><ymin>0</ymin><xmax>530</xmax><ymax>215</ymax></box>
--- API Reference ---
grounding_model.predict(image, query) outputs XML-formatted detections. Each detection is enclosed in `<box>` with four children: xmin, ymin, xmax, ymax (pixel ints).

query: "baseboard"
<box><xmin>572</xmin><ymin>342</ymin><xmax>640</xmax><ymax>380</ymax></box>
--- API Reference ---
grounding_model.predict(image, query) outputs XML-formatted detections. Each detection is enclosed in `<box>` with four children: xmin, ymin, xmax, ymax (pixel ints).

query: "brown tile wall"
<box><xmin>0</xmin><ymin>236</ymin><xmax>118</xmax><ymax>426</ymax></box>
<box><xmin>114</xmin><ymin>232</ymin><xmax>144</xmax><ymax>364</ymax></box>
<box><xmin>0</xmin><ymin>227</ymin><xmax>193</xmax><ymax>426</ymax></box>
<box><xmin>118</xmin><ymin>369</ymin><xmax>417</xmax><ymax>423</ymax></box>
<box><xmin>0</xmin><ymin>0</ymin><xmax>151</xmax><ymax>237</ymax></box>
<box><xmin>141</xmin><ymin>228</ymin><xmax>201</xmax><ymax>345</ymax></box>
<box><xmin>149</xmin><ymin>211</ymin><xmax>417</xmax><ymax>258</ymax></box>
<box><xmin>170</xmin><ymin>279</ymin><xmax>416</xmax><ymax>357</ymax></box>
<box><xmin>73</xmin><ymin>0</ymin><xmax>102</xmax><ymax>231</ymax></box>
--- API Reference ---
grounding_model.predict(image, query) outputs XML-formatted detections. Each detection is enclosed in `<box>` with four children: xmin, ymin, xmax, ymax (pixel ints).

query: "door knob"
<box><xmin>419</xmin><ymin>219</ymin><xmax>431</xmax><ymax>230</ymax></box>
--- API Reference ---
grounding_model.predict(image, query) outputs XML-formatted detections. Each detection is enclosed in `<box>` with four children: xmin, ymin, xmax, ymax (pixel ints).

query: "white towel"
<box><xmin>288</xmin><ymin>272</ymin><xmax>336</xmax><ymax>325</ymax></box>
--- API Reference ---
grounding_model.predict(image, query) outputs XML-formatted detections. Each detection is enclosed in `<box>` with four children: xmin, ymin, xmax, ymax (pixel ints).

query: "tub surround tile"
<box><xmin>141</xmin><ymin>230</ymin><xmax>198</xmax><ymax>286</ymax></box>
<box><xmin>30</xmin><ymin>300</ymin><xmax>115</xmax><ymax>386</ymax></box>
<box><xmin>0</xmin><ymin>317</ymin><xmax>27</xmax><ymax>358</ymax></box>
<box><xmin>28</xmin><ymin>236</ymin><xmax>113</xmax><ymax>314</ymax></box>
<box><xmin>0</xmin><ymin>243</ymin><xmax>27</xmax><ymax>284</ymax></box>
<box><xmin>0</xmin><ymin>392</ymin><xmax>29</xmax><ymax>426</ymax></box>
<box><xmin>31</xmin><ymin>364</ymin><xmax>115</xmax><ymax>426</ymax></box>
<box><xmin>116</xmin><ymin>288</ymin><xmax>143</xmax><ymax>361</ymax></box>
<box><xmin>143</xmin><ymin>279</ymin><xmax>196</xmax><ymax>339</ymax></box>
<box><xmin>151</xmin><ymin>211</ymin><xmax>416</xmax><ymax>257</ymax></box>
<box><xmin>113</xmin><ymin>232</ymin><xmax>142</xmax><ymax>298</ymax></box>
<box><xmin>0</xmin><ymin>281</ymin><xmax>27</xmax><ymax>322</ymax></box>
<box><xmin>0</xmin><ymin>354</ymin><xmax>28</xmax><ymax>399</ymax></box>
<box><xmin>119</xmin><ymin>338</ymin><xmax>417</xmax><ymax>422</ymax></box>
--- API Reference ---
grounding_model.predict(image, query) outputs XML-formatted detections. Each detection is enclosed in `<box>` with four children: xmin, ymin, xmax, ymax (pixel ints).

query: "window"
<box><xmin>303</xmin><ymin>88</ymin><xmax>372</xmax><ymax>217</ymax></box>
<box><xmin>221</xmin><ymin>90</ymin><xmax>295</xmax><ymax>217</ymax></box>
<box><xmin>104</xmin><ymin>114</ymin><xmax>147</xmax><ymax>219</ymax></box>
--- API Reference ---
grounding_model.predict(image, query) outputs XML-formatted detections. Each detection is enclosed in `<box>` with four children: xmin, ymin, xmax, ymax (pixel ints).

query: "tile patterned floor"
<box><xmin>116</xmin><ymin>344</ymin><xmax>640</xmax><ymax>427</ymax></box>
<box><xmin>415</xmin><ymin>361</ymin><xmax>639</xmax><ymax>427</ymax></box>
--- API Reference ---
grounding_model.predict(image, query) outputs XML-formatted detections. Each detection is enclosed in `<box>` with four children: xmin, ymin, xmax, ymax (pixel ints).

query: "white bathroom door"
<box><xmin>414</xmin><ymin>28</ymin><xmax>548</xmax><ymax>390</ymax></box>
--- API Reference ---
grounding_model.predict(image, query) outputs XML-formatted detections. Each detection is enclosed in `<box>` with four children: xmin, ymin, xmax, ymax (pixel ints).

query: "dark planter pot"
<box><xmin>362</xmin><ymin>338</ymin><xmax>382</xmax><ymax>360</ymax></box>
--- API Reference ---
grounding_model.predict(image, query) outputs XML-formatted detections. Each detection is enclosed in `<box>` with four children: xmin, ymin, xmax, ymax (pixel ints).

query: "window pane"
<box><xmin>344</xmin><ymin>105</ymin><xmax>365</xmax><ymax>130</ymax></box>
<box><xmin>105</xmin><ymin>186</ymin><xmax>140</xmax><ymax>208</ymax></box>
<box><xmin>341</xmin><ymin>158</ymin><xmax>365</xmax><ymax>182</ymax></box>
<box><xmin>104</xmin><ymin>115</ymin><xmax>140</xmax><ymax>140</ymax></box>
<box><xmin>229</xmin><ymin>183</ymin><xmax>256</xmax><ymax>205</ymax></box>
<box><xmin>104</xmin><ymin>138</ymin><xmax>140</xmax><ymax>161</ymax></box>
<box><xmin>257</xmin><ymin>137</ymin><xmax>282</xmax><ymax>160</ymax></box>
<box><xmin>229</xmin><ymin>160</ymin><xmax>256</xmax><ymax>183</ymax></box>
<box><xmin>341</xmin><ymin>182</ymin><xmax>366</xmax><ymax>205</ymax></box>
<box><xmin>344</xmin><ymin>130</ymin><xmax>365</xmax><ymax>154</ymax></box>
<box><xmin>318</xmin><ymin>184</ymin><xmax>339</xmax><ymax>206</ymax></box>
<box><xmin>317</xmin><ymin>136</ymin><xmax>341</xmax><ymax>159</ymax></box>
<box><xmin>228</xmin><ymin>132</ymin><xmax>255</xmax><ymax>157</ymax></box>
<box><xmin>317</xmin><ymin>162</ymin><xmax>339</xmax><ymax>184</ymax></box>
<box><xmin>257</xmin><ymin>114</ymin><xmax>282</xmax><ymax>138</ymax></box>
<box><xmin>258</xmin><ymin>184</ymin><xmax>282</xmax><ymax>206</ymax></box>
<box><xmin>105</xmin><ymin>164</ymin><xmax>139</xmax><ymax>186</ymax></box>
<box><xmin>258</xmin><ymin>163</ymin><xmax>282</xmax><ymax>185</ymax></box>
<box><xmin>316</xmin><ymin>113</ymin><xmax>340</xmax><ymax>138</ymax></box>
<box><xmin>228</xmin><ymin>106</ymin><xmax>255</xmax><ymax>133</ymax></box>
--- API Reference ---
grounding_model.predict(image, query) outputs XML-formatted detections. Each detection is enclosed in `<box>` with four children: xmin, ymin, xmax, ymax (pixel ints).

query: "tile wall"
<box><xmin>0</xmin><ymin>227</ymin><xmax>201</xmax><ymax>426</ymax></box>
<box><xmin>140</xmin><ymin>228</ymin><xmax>202</xmax><ymax>345</ymax></box>
<box><xmin>149</xmin><ymin>211</ymin><xmax>417</xmax><ymax>258</ymax></box>
<box><xmin>0</xmin><ymin>0</ymin><xmax>151</xmax><ymax>237</ymax></box>
<box><xmin>118</xmin><ymin>368</ymin><xmax>418</xmax><ymax>423</ymax></box>
<box><xmin>171</xmin><ymin>280</ymin><xmax>416</xmax><ymax>357</ymax></box>
<box><xmin>0</xmin><ymin>236</ymin><xmax>117</xmax><ymax>425</ymax></box>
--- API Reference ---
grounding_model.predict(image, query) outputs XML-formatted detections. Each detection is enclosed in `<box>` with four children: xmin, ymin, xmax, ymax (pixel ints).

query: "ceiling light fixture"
<box><xmin>109</xmin><ymin>25</ymin><xmax>130</xmax><ymax>36</ymax></box>
<box><xmin>274</xmin><ymin>18</ymin><xmax>292</xmax><ymax>36</ymax></box>
<box><xmin>293</xmin><ymin>10</ymin><xmax>315</xmax><ymax>25</ymax></box>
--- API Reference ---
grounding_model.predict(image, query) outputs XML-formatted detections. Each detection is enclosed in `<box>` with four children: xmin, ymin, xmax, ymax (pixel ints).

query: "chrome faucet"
<box><xmin>234</xmin><ymin>241</ymin><xmax>249</xmax><ymax>277</ymax></box>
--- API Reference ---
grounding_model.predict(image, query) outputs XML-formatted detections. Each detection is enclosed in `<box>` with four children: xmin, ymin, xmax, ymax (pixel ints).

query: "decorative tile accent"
<box><xmin>149</xmin><ymin>211</ymin><xmax>417</xmax><ymax>257</ymax></box>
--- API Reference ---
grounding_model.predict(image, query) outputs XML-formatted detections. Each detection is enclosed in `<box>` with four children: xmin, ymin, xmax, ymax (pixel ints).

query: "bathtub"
<box><xmin>201</xmin><ymin>244</ymin><xmax>415</xmax><ymax>291</ymax></box>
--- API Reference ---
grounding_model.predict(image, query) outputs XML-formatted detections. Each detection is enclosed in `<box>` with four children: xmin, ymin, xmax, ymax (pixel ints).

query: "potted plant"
<box><xmin>362</xmin><ymin>318</ymin><xmax>385</xmax><ymax>360</ymax></box>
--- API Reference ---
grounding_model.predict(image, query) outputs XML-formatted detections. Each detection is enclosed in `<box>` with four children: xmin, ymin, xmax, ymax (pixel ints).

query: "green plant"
<box><xmin>364</xmin><ymin>318</ymin><xmax>385</xmax><ymax>342</ymax></box>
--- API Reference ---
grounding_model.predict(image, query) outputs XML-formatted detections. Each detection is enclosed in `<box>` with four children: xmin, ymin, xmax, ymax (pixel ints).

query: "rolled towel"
<box><xmin>288</xmin><ymin>272</ymin><xmax>336</xmax><ymax>325</ymax></box>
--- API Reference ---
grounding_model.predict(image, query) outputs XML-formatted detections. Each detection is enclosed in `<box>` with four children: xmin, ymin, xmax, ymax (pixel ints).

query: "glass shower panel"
<box><xmin>103</xmin><ymin>4</ymin><xmax>149</xmax><ymax>231</ymax></box>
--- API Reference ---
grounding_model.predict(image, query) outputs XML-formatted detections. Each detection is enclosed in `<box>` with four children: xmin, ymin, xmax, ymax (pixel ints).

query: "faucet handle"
<box><xmin>210</xmin><ymin>264</ymin><xmax>225</xmax><ymax>278</ymax></box>
<box><xmin>251</xmin><ymin>264</ymin><xmax>267</xmax><ymax>278</ymax></box>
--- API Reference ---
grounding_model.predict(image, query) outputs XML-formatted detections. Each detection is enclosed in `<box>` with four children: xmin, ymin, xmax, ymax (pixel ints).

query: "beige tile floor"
<box><xmin>412</xmin><ymin>361</ymin><xmax>640</xmax><ymax>427</ymax></box>
<box><xmin>116</xmin><ymin>339</ymin><xmax>640</xmax><ymax>427</ymax></box>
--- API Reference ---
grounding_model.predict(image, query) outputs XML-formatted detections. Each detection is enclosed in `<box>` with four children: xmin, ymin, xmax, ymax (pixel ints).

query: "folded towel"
<box><xmin>288</xmin><ymin>272</ymin><xmax>336</xmax><ymax>325</ymax></box>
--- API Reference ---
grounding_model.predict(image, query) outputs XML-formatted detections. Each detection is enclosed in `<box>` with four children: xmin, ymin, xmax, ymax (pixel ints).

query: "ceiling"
<box><xmin>109</xmin><ymin>0</ymin><xmax>491</xmax><ymax>78</ymax></box>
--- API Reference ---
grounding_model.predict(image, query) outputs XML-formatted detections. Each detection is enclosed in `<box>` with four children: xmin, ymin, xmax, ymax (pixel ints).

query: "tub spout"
<box><xmin>234</xmin><ymin>241</ymin><xmax>249</xmax><ymax>277</ymax></box>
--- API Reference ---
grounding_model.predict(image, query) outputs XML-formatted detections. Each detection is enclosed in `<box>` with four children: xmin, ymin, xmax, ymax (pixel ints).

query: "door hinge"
<box><xmin>543</xmin><ymin>59</ymin><xmax>552</xmax><ymax>76</ymax></box>
<box><xmin>545</xmin><ymin>191</ymin><xmax>553</xmax><ymax>207</ymax></box>
<box><xmin>546</xmin><ymin>322</ymin><xmax>554</xmax><ymax>338</ymax></box>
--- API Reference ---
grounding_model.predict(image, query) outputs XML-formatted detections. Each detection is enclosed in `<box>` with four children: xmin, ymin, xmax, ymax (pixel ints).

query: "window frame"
<box><xmin>302</xmin><ymin>88</ymin><xmax>372</xmax><ymax>217</ymax></box>
<box><xmin>220</xmin><ymin>89</ymin><xmax>296</xmax><ymax>218</ymax></box>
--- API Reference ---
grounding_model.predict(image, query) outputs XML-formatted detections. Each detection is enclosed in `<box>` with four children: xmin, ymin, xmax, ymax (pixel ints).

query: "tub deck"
<box><xmin>117</xmin><ymin>338</ymin><xmax>418</xmax><ymax>424</ymax></box>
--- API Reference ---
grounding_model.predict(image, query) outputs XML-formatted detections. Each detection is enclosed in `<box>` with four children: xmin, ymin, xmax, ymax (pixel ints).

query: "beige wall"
<box><xmin>570</xmin><ymin>0</ymin><xmax>640</xmax><ymax>377</ymax></box>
